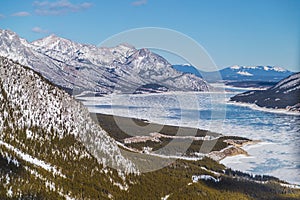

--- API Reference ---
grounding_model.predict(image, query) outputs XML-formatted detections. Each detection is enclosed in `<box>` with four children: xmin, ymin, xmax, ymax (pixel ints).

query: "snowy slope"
<box><xmin>230</xmin><ymin>72</ymin><xmax>300</xmax><ymax>112</ymax></box>
<box><xmin>0</xmin><ymin>29</ymin><xmax>211</xmax><ymax>95</ymax></box>
<box><xmin>0</xmin><ymin>56</ymin><xmax>137</xmax><ymax>198</ymax></box>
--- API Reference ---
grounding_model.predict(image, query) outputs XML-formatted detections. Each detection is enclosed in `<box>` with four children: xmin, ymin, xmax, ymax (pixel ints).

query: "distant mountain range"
<box><xmin>172</xmin><ymin>64</ymin><xmax>295</xmax><ymax>88</ymax></box>
<box><xmin>230</xmin><ymin>72</ymin><xmax>300</xmax><ymax>112</ymax></box>
<box><xmin>1</xmin><ymin>29</ymin><xmax>295</xmax><ymax>93</ymax></box>
<box><xmin>217</xmin><ymin>65</ymin><xmax>293</xmax><ymax>81</ymax></box>
<box><xmin>0</xmin><ymin>29</ymin><xmax>211</xmax><ymax>95</ymax></box>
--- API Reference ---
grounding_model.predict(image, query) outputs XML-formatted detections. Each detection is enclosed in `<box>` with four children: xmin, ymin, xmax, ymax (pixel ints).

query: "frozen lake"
<box><xmin>78</xmin><ymin>91</ymin><xmax>300</xmax><ymax>184</ymax></box>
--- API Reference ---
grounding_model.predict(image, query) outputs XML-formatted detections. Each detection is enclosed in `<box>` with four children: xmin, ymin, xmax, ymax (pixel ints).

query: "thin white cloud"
<box><xmin>132</xmin><ymin>0</ymin><xmax>147</xmax><ymax>6</ymax></box>
<box><xmin>33</xmin><ymin>0</ymin><xmax>92</xmax><ymax>15</ymax></box>
<box><xmin>32</xmin><ymin>26</ymin><xmax>48</xmax><ymax>34</ymax></box>
<box><xmin>12</xmin><ymin>11</ymin><xmax>31</xmax><ymax>17</ymax></box>
<box><xmin>0</xmin><ymin>14</ymin><xmax>5</xmax><ymax>19</ymax></box>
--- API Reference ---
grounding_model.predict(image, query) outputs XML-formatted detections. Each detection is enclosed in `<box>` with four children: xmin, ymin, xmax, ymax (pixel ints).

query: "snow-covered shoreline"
<box><xmin>210</xmin><ymin>83</ymin><xmax>268</xmax><ymax>91</ymax></box>
<box><xmin>227</xmin><ymin>101</ymin><xmax>300</xmax><ymax>116</ymax></box>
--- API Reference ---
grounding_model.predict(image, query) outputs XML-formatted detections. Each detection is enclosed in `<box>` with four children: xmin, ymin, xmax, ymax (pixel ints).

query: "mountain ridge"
<box><xmin>230</xmin><ymin>72</ymin><xmax>300</xmax><ymax>112</ymax></box>
<box><xmin>0</xmin><ymin>29</ymin><xmax>211</xmax><ymax>95</ymax></box>
<box><xmin>172</xmin><ymin>64</ymin><xmax>295</xmax><ymax>87</ymax></box>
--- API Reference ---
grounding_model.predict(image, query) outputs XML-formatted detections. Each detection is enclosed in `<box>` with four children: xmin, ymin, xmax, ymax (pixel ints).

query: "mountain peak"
<box><xmin>0</xmin><ymin>29</ymin><xmax>27</xmax><ymax>45</ymax></box>
<box><xmin>43</xmin><ymin>33</ymin><xmax>61</xmax><ymax>41</ymax></box>
<box><xmin>137</xmin><ymin>48</ymin><xmax>151</xmax><ymax>56</ymax></box>
<box><xmin>116</xmin><ymin>43</ymin><xmax>136</xmax><ymax>49</ymax></box>
<box><xmin>0</xmin><ymin>29</ymin><xmax>18</xmax><ymax>38</ymax></box>
<box><xmin>31</xmin><ymin>34</ymin><xmax>80</xmax><ymax>49</ymax></box>
<box><xmin>110</xmin><ymin>43</ymin><xmax>137</xmax><ymax>57</ymax></box>
<box><xmin>230</xmin><ymin>65</ymin><xmax>240</xmax><ymax>70</ymax></box>
<box><xmin>31</xmin><ymin>34</ymin><xmax>83</xmax><ymax>63</ymax></box>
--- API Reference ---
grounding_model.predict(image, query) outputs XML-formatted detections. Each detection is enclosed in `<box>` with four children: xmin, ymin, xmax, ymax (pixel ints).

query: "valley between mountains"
<box><xmin>0</xmin><ymin>29</ymin><xmax>300</xmax><ymax>199</ymax></box>
<box><xmin>0</xmin><ymin>57</ymin><xmax>300</xmax><ymax>199</ymax></box>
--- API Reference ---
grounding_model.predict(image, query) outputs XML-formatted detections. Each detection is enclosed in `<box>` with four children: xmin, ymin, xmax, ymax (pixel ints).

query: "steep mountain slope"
<box><xmin>230</xmin><ymin>73</ymin><xmax>300</xmax><ymax>112</ymax></box>
<box><xmin>0</xmin><ymin>56</ymin><xmax>137</xmax><ymax>199</ymax></box>
<box><xmin>172</xmin><ymin>64</ymin><xmax>293</xmax><ymax>88</ymax></box>
<box><xmin>0</xmin><ymin>57</ymin><xmax>299</xmax><ymax>199</ymax></box>
<box><xmin>0</xmin><ymin>29</ymin><xmax>211</xmax><ymax>95</ymax></box>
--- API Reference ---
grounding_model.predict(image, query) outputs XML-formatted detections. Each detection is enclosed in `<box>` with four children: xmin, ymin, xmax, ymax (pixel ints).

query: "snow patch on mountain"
<box><xmin>237</xmin><ymin>71</ymin><xmax>253</xmax><ymax>76</ymax></box>
<box><xmin>230</xmin><ymin>65</ymin><xmax>240</xmax><ymax>70</ymax></box>
<box><xmin>0</xmin><ymin>140</ymin><xmax>65</xmax><ymax>178</ymax></box>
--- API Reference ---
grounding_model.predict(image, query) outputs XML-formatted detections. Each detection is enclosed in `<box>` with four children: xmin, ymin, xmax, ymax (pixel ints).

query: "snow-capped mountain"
<box><xmin>0</xmin><ymin>56</ymin><xmax>137</xmax><ymax>198</ymax></box>
<box><xmin>219</xmin><ymin>65</ymin><xmax>293</xmax><ymax>81</ymax></box>
<box><xmin>230</xmin><ymin>72</ymin><xmax>300</xmax><ymax>112</ymax></box>
<box><xmin>172</xmin><ymin>64</ymin><xmax>294</xmax><ymax>82</ymax></box>
<box><xmin>0</xmin><ymin>29</ymin><xmax>211</xmax><ymax>95</ymax></box>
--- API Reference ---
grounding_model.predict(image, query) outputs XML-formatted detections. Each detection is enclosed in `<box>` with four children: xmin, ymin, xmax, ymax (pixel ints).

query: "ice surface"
<box><xmin>78</xmin><ymin>91</ymin><xmax>300</xmax><ymax>184</ymax></box>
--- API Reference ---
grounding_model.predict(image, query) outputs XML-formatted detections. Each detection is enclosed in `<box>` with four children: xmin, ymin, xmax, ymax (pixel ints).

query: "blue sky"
<box><xmin>0</xmin><ymin>0</ymin><xmax>299</xmax><ymax>71</ymax></box>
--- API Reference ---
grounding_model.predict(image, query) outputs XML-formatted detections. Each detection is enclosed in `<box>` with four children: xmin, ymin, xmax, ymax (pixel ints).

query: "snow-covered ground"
<box><xmin>0</xmin><ymin>140</ymin><xmax>65</xmax><ymax>178</ymax></box>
